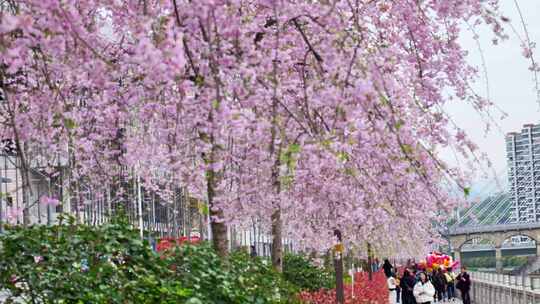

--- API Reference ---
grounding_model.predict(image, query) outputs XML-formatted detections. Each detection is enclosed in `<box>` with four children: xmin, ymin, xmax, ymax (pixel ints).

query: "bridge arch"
<box><xmin>498</xmin><ymin>232</ymin><xmax>538</xmax><ymax>248</ymax></box>
<box><xmin>456</xmin><ymin>236</ymin><xmax>497</xmax><ymax>251</ymax></box>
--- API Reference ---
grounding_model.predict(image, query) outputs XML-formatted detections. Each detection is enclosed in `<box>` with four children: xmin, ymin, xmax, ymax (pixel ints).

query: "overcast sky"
<box><xmin>442</xmin><ymin>0</ymin><xmax>540</xmax><ymax>197</ymax></box>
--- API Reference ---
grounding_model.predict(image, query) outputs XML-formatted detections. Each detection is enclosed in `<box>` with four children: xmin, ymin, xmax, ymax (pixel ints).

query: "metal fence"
<box><xmin>0</xmin><ymin>152</ymin><xmax>293</xmax><ymax>257</ymax></box>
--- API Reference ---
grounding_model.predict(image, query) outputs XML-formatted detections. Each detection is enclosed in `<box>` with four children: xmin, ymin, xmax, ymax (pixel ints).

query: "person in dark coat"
<box><xmin>432</xmin><ymin>268</ymin><xmax>446</xmax><ymax>302</ymax></box>
<box><xmin>400</xmin><ymin>269</ymin><xmax>417</xmax><ymax>304</ymax></box>
<box><xmin>383</xmin><ymin>259</ymin><xmax>394</xmax><ymax>278</ymax></box>
<box><xmin>456</xmin><ymin>266</ymin><xmax>471</xmax><ymax>304</ymax></box>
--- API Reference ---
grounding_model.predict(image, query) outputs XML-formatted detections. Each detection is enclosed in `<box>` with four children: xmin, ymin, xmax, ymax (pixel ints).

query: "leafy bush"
<box><xmin>0</xmin><ymin>216</ymin><xmax>300</xmax><ymax>303</ymax></box>
<box><xmin>168</xmin><ymin>244</ymin><xmax>300</xmax><ymax>303</ymax></box>
<box><xmin>283</xmin><ymin>253</ymin><xmax>335</xmax><ymax>291</ymax></box>
<box><xmin>502</xmin><ymin>256</ymin><xmax>528</xmax><ymax>267</ymax></box>
<box><xmin>463</xmin><ymin>256</ymin><xmax>529</xmax><ymax>270</ymax></box>
<box><xmin>0</xmin><ymin>216</ymin><xmax>192</xmax><ymax>303</ymax></box>
<box><xmin>463</xmin><ymin>257</ymin><xmax>496</xmax><ymax>269</ymax></box>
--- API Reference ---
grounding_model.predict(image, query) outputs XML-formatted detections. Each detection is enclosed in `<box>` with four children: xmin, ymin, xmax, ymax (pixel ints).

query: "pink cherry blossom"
<box><xmin>0</xmin><ymin>0</ymin><xmax>526</xmax><ymax>258</ymax></box>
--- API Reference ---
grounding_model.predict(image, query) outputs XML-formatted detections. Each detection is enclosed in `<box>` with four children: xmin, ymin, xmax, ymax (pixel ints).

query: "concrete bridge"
<box><xmin>448</xmin><ymin>222</ymin><xmax>540</xmax><ymax>273</ymax></box>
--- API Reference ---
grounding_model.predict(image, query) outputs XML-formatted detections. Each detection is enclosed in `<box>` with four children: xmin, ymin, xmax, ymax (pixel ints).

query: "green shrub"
<box><xmin>168</xmin><ymin>244</ymin><xmax>300</xmax><ymax>303</ymax></box>
<box><xmin>283</xmin><ymin>253</ymin><xmax>335</xmax><ymax>291</ymax></box>
<box><xmin>502</xmin><ymin>256</ymin><xmax>528</xmax><ymax>267</ymax></box>
<box><xmin>463</xmin><ymin>257</ymin><xmax>496</xmax><ymax>269</ymax></box>
<box><xmin>0</xmin><ymin>216</ymin><xmax>191</xmax><ymax>303</ymax></box>
<box><xmin>0</xmin><ymin>216</ymin><xmax>300</xmax><ymax>303</ymax></box>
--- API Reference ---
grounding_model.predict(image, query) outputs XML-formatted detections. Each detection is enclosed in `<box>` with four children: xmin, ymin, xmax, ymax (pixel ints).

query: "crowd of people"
<box><xmin>383</xmin><ymin>259</ymin><xmax>471</xmax><ymax>304</ymax></box>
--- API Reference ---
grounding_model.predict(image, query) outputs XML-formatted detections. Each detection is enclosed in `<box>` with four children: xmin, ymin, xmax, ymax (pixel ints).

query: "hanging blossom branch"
<box><xmin>0</xmin><ymin>0</ymin><xmax>523</xmax><ymax>255</ymax></box>
<box><xmin>466</xmin><ymin>22</ymin><xmax>491</xmax><ymax>104</ymax></box>
<box><xmin>512</xmin><ymin>0</ymin><xmax>540</xmax><ymax>107</ymax></box>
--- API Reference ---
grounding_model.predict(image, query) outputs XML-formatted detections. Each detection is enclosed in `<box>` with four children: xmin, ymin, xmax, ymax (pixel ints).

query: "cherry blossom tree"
<box><xmin>0</xmin><ymin>0</ymin><xmax>523</xmax><ymax>270</ymax></box>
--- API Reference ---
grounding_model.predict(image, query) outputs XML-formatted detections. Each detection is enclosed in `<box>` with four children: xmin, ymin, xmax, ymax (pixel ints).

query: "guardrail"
<box><xmin>448</xmin><ymin>222</ymin><xmax>540</xmax><ymax>235</ymax></box>
<box><xmin>461</xmin><ymin>242</ymin><xmax>536</xmax><ymax>251</ymax></box>
<box><xmin>470</xmin><ymin>271</ymin><xmax>540</xmax><ymax>304</ymax></box>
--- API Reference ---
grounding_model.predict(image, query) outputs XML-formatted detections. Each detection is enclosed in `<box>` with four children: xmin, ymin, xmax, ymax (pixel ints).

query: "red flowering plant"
<box><xmin>157</xmin><ymin>236</ymin><xmax>201</xmax><ymax>253</ymax></box>
<box><xmin>299</xmin><ymin>271</ymin><xmax>389</xmax><ymax>304</ymax></box>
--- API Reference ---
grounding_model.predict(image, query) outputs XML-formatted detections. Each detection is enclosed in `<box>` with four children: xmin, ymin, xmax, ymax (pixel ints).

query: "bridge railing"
<box><xmin>449</xmin><ymin>222</ymin><xmax>540</xmax><ymax>235</ymax></box>
<box><xmin>461</xmin><ymin>242</ymin><xmax>536</xmax><ymax>251</ymax></box>
<box><xmin>469</xmin><ymin>271</ymin><xmax>540</xmax><ymax>304</ymax></box>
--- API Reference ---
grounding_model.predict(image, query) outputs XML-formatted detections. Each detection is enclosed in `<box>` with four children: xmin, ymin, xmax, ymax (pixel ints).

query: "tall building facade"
<box><xmin>507</xmin><ymin>123</ymin><xmax>540</xmax><ymax>223</ymax></box>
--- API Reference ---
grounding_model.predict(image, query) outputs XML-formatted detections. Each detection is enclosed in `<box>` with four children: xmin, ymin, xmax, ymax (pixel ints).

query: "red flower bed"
<box><xmin>156</xmin><ymin>236</ymin><xmax>201</xmax><ymax>252</ymax></box>
<box><xmin>299</xmin><ymin>271</ymin><xmax>389</xmax><ymax>304</ymax></box>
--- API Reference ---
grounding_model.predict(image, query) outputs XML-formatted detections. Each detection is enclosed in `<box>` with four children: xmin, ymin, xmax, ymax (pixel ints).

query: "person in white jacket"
<box><xmin>387</xmin><ymin>274</ymin><xmax>397</xmax><ymax>304</ymax></box>
<box><xmin>413</xmin><ymin>272</ymin><xmax>435</xmax><ymax>304</ymax></box>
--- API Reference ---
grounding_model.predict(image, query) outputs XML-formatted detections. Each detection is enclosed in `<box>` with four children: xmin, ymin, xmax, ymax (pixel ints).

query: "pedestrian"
<box><xmin>414</xmin><ymin>269</ymin><xmax>422</xmax><ymax>283</ymax></box>
<box><xmin>432</xmin><ymin>268</ymin><xmax>446</xmax><ymax>302</ymax></box>
<box><xmin>445</xmin><ymin>267</ymin><xmax>456</xmax><ymax>301</ymax></box>
<box><xmin>456</xmin><ymin>266</ymin><xmax>471</xmax><ymax>304</ymax></box>
<box><xmin>396</xmin><ymin>273</ymin><xmax>402</xmax><ymax>303</ymax></box>
<box><xmin>384</xmin><ymin>259</ymin><xmax>394</xmax><ymax>278</ymax></box>
<box><xmin>388</xmin><ymin>273</ymin><xmax>398</xmax><ymax>304</ymax></box>
<box><xmin>400</xmin><ymin>269</ymin><xmax>417</xmax><ymax>304</ymax></box>
<box><xmin>413</xmin><ymin>272</ymin><xmax>435</xmax><ymax>304</ymax></box>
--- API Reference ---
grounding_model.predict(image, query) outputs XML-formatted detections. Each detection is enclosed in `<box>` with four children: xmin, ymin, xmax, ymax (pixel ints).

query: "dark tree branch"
<box><xmin>292</xmin><ymin>18</ymin><xmax>323</xmax><ymax>63</ymax></box>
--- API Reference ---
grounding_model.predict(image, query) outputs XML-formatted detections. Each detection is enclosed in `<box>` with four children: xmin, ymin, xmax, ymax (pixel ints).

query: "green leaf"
<box><xmin>395</xmin><ymin>119</ymin><xmax>404</xmax><ymax>130</ymax></box>
<box><xmin>402</xmin><ymin>144</ymin><xmax>413</xmax><ymax>155</ymax></box>
<box><xmin>463</xmin><ymin>187</ymin><xmax>471</xmax><ymax>197</ymax></box>
<box><xmin>194</xmin><ymin>75</ymin><xmax>205</xmax><ymax>87</ymax></box>
<box><xmin>321</xmin><ymin>139</ymin><xmax>332</xmax><ymax>149</ymax></box>
<box><xmin>337</xmin><ymin>151</ymin><xmax>349</xmax><ymax>162</ymax></box>
<box><xmin>380</xmin><ymin>95</ymin><xmax>389</xmax><ymax>106</ymax></box>
<box><xmin>288</xmin><ymin>143</ymin><xmax>301</xmax><ymax>154</ymax></box>
<box><xmin>279</xmin><ymin>175</ymin><xmax>294</xmax><ymax>187</ymax></box>
<box><xmin>344</xmin><ymin>167</ymin><xmax>357</xmax><ymax>177</ymax></box>
<box><xmin>211</xmin><ymin>100</ymin><xmax>219</xmax><ymax>109</ymax></box>
<box><xmin>198</xmin><ymin>202</ymin><xmax>209</xmax><ymax>216</ymax></box>
<box><xmin>280</xmin><ymin>143</ymin><xmax>301</xmax><ymax>172</ymax></box>
<box><xmin>64</xmin><ymin>118</ymin><xmax>77</xmax><ymax>130</ymax></box>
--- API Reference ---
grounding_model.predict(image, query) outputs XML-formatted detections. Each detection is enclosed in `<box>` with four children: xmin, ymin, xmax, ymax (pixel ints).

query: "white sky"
<box><xmin>443</xmin><ymin>0</ymin><xmax>540</xmax><ymax>197</ymax></box>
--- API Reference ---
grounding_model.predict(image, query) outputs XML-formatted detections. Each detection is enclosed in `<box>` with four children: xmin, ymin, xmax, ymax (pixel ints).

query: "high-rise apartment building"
<box><xmin>507</xmin><ymin>123</ymin><xmax>540</xmax><ymax>223</ymax></box>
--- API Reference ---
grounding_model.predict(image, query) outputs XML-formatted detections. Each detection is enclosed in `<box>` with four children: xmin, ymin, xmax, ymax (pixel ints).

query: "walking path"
<box><xmin>433</xmin><ymin>300</ymin><xmax>463</xmax><ymax>303</ymax></box>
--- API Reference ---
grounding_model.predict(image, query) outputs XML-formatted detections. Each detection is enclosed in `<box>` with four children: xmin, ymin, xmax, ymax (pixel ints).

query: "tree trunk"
<box><xmin>367</xmin><ymin>242</ymin><xmax>373</xmax><ymax>281</ymax></box>
<box><xmin>18</xmin><ymin>146</ymin><xmax>32</xmax><ymax>226</ymax></box>
<box><xmin>207</xmin><ymin>165</ymin><xmax>228</xmax><ymax>257</ymax></box>
<box><xmin>269</xmin><ymin>118</ymin><xmax>284</xmax><ymax>271</ymax></box>
<box><xmin>22</xmin><ymin>165</ymin><xmax>31</xmax><ymax>226</ymax></box>
<box><xmin>270</xmin><ymin>136</ymin><xmax>283</xmax><ymax>271</ymax></box>
<box><xmin>271</xmin><ymin>208</ymin><xmax>283</xmax><ymax>271</ymax></box>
